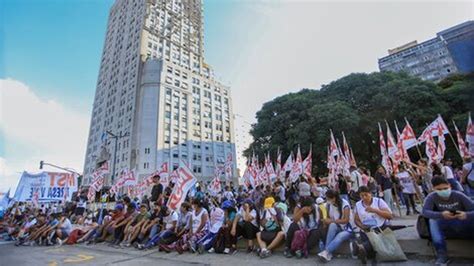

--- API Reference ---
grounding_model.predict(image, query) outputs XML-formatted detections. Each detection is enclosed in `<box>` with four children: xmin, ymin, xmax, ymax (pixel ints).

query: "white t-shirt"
<box><xmin>223</xmin><ymin>191</ymin><xmax>234</xmax><ymax>201</ymax></box>
<box><xmin>59</xmin><ymin>218</ymin><xmax>73</xmax><ymax>234</ymax></box>
<box><xmin>351</xmin><ymin>171</ymin><xmax>364</xmax><ymax>191</ymax></box>
<box><xmin>282</xmin><ymin>215</ymin><xmax>292</xmax><ymax>235</ymax></box>
<box><xmin>397</xmin><ymin>171</ymin><xmax>416</xmax><ymax>194</ymax></box>
<box><xmin>238</xmin><ymin>206</ymin><xmax>258</xmax><ymax>227</ymax></box>
<box><xmin>164</xmin><ymin>211</ymin><xmax>179</xmax><ymax>230</ymax></box>
<box><xmin>355</xmin><ymin>197</ymin><xmax>391</xmax><ymax>228</ymax></box>
<box><xmin>191</xmin><ymin>208</ymin><xmax>209</xmax><ymax>233</ymax></box>
<box><xmin>209</xmin><ymin>207</ymin><xmax>225</xmax><ymax>233</ymax></box>
<box><xmin>327</xmin><ymin>199</ymin><xmax>351</xmax><ymax>227</ymax></box>
<box><xmin>443</xmin><ymin>166</ymin><xmax>454</xmax><ymax>179</ymax></box>
<box><xmin>463</xmin><ymin>163</ymin><xmax>474</xmax><ymax>182</ymax></box>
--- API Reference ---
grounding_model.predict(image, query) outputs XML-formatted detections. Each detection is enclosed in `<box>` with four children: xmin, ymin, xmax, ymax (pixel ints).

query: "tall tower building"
<box><xmin>83</xmin><ymin>0</ymin><xmax>236</xmax><ymax>186</ymax></box>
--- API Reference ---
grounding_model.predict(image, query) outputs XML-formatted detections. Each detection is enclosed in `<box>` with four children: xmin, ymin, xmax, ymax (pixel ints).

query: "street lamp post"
<box><xmin>106</xmin><ymin>131</ymin><xmax>129</xmax><ymax>185</ymax></box>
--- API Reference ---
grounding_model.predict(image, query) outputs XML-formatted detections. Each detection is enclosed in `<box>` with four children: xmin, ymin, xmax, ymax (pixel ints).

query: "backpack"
<box><xmin>291</xmin><ymin>228</ymin><xmax>309</xmax><ymax>257</ymax></box>
<box><xmin>416</xmin><ymin>215</ymin><xmax>431</xmax><ymax>239</ymax></box>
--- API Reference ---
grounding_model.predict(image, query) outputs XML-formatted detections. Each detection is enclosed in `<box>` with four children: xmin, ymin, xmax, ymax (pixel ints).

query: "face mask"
<box><xmin>436</xmin><ymin>188</ymin><xmax>452</xmax><ymax>198</ymax></box>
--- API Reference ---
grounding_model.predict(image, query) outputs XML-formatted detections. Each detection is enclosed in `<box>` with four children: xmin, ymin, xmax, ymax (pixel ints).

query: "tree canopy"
<box><xmin>244</xmin><ymin>71</ymin><xmax>474</xmax><ymax>176</ymax></box>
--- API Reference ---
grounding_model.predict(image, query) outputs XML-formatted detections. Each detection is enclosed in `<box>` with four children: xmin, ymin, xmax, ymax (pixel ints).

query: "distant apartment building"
<box><xmin>378</xmin><ymin>21</ymin><xmax>474</xmax><ymax>82</ymax></box>
<box><xmin>83</xmin><ymin>0</ymin><xmax>236</xmax><ymax>185</ymax></box>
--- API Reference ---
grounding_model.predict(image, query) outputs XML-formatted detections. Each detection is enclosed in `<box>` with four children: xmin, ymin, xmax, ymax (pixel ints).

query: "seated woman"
<box><xmin>159</xmin><ymin>202</ymin><xmax>192</xmax><ymax>252</ymax></box>
<box><xmin>354</xmin><ymin>186</ymin><xmax>393</xmax><ymax>264</ymax></box>
<box><xmin>231</xmin><ymin>199</ymin><xmax>260</xmax><ymax>253</ymax></box>
<box><xmin>176</xmin><ymin>198</ymin><xmax>209</xmax><ymax>254</ymax></box>
<box><xmin>195</xmin><ymin>198</ymin><xmax>225</xmax><ymax>253</ymax></box>
<box><xmin>208</xmin><ymin>200</ymin><xmax>238</xmax><ymax>254</ymax></box>
<box><xmin>256</xmin><ymin>197</ymin><xmax>288</xmax><ymax>258</ymax></box>
<box><xmin>317</xmin><ymin>189</ymin><xmax>352</xmax><ymax>262</ymax></box>
<box><xmin>284</xmin><ymin>197</ymin><xmax>324</xmax><ymax>258</ymax></box>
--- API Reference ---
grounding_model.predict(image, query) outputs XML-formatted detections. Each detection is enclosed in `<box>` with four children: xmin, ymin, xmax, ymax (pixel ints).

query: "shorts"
<box><xmin>75</xmin><ymin>207</ymin><xmax>85</xmax><ymax>216</ymax></box>
<box><xmin>260</xmin><ymin>230</ymin><xmax>279</xmax><ymax>245</ymax></box>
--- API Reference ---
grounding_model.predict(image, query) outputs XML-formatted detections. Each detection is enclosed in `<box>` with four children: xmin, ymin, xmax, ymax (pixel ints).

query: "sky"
<box><xmin>1</xmin><ymin>0</ymin><xmax>473</xmax><ymax>192</ymax></box>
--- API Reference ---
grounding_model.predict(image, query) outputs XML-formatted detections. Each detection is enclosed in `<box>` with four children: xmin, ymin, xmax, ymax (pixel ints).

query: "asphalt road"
<box><xmin>0</xmin><ymin>242</ymin><xmax>444</xmax><ymax>266</ymax></box>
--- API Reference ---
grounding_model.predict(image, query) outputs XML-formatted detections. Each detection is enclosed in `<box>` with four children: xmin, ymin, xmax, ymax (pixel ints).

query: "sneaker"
<box><xmin>137</xmin><ymin>244</ymin><xmax>144</xmax><ymax>250</ymax></box>
<box><xmin>197</xmin><ymin>244</ymin><xmax>205</xmax><ymax>254</ymax></box>
<box><xmin>435</xmin><ymin>257</ymin><xmax>449</xmax><ymax>266</ymax></box>
<box><xmin>223</xmin><ymin>248</ymin><xmax>230</xmax><ymax>254</ymax></box>
<box><xmin>255</xmin><ymin>248</ymin><xmax>261</xmax><ymax>256</ymax></box>
<box><xmin>208</xmin><ymin>247</ymin><xmax>215</xmax><ymax>253</ymax></box>
<box><xmin>58</xmin><ymin>239</ymin><xmax>65</xmax><ymax>246</ymax></box>
<box><xmin>231</xmin><ymin>248</ymin><xmax>238</xmax><ymax>255</ymax></box>
<box><xmin>295</xmin><ymin>250</ymin><xmax>303</xmax><ymax>259</ymax></box>
<box><xmin>317</xmin><ymin>250</ymin><xmax>332</xmax><ymax>263</ymax></box>
<box><xmin>284</xmin><ymin>248</ymin><xmax>294</xmax><ymax>258</ymax></box>
<box><xmin>246</xmin><ymin>246</ymin><xmax>254</xmax><ymax>253</ymax></box>
<box><xmin>260</xmin><ymin>249</ymin><xmax>271</xmax><ymax>259</ymax></box>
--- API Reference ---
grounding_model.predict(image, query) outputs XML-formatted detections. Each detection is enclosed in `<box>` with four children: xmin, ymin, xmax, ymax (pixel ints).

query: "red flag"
<box><xmin>466</xmin><ymin>113</ymin><xmax>474</xmax><ymax>157</ymax></box>
<box><xmin>289</xmin><ymin>146</ymin><xmax>303</xmax><ymax>182</ymax></box>
<box><xmin>282</xmin><ymin>152</ymin><xmax>294</xmax><ymax>172</ymax></box>
<box><xmin>453</xmin><ymin>121</ymin><xmax>469</xmax><ymax>158</ymax></box>
<box><xmin>329</xmin><ymin>130</ymin><xmax>338</xmax><ymax>157</ymax></box>
<box><xmin>425</xmin><ymin>128</ymin><xmax>439</xmax><ymax>164</ymax></box>
<box><xmin>302</xmin><ymin>147</ymin><xmax>312</xmax><ymax>179</ymax></box>
<box><xmin>379</xmin><ymin>123</ymin><xmax>393</xmax><ymax>174</ymax></box>
<box><xmin>401</xmin><ymin>119</ymin><xmax>418</xmax><ymax>150</ymax></box>
<box><xmin>224</xmin><ymin>153</ymin><xmax>233</xmax><ymax>181</ymax></box>
<box><xmin>418</xmin><ymin>115</ymin><xmax>449</xmax><ymax>143</ymax></box>
<box><xmin>167</xmin><ymin>162</ymin><xmax>197</xmax><ymax>211</ymax></box>
<box><xmin>395</xmin><ymin>121</ymin><xmax>410</xmax><ymax>163</ymax></box>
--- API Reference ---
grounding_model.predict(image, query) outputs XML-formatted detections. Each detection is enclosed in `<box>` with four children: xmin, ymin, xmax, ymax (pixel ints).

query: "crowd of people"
<box><xmin>1</xmin><ymin>156</ymin><xmax>474</xmax><ymax>265</ymax></box>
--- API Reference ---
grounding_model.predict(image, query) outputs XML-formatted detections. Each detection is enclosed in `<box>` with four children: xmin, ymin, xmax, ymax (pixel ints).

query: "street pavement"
<box><xmin>0</xmin><ymin>241</ymin><xmax>439</xmax><ymax>266</ymax></box>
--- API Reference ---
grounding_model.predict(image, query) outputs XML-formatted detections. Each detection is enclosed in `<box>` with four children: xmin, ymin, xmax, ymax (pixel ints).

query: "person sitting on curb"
<box><xmin>422</xmin><ymin>177</ymin><xmax>474</xmax><ymax>266</ymax></box>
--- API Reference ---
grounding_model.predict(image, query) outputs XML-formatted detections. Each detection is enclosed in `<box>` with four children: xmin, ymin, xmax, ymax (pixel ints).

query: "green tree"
<box><xmin>245</xmin><ymin>71</ymin><xmax>472</xmax><ymax>176</ymax></box>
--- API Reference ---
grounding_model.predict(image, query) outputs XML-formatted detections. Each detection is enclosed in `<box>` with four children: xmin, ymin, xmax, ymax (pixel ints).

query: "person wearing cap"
<box><xmin>92</xmin><ymin>203</ymin><xmax>125</xmax><ymax>244</ymax></box>
<box><xmin>422</xmin><ymin>177</ymin><xmax>474</xmax><ymax>265</ymax></box>
<box><xmin>207</xmin><ymin>200</ymin><xmax>238</xmax><ymax>254</ymax></box>
<box><xmin>256</xmin><ymin>197</ymin><xmax>284</xmax><ymax>258</ymax></box>
<box><xmin>111</xmin><ymin>202</ymin><xmax>138</xmax><ymax>246</ymax></box>
<box><xmin>231</xmin><ymin>198</ymin><xmax>259</xmax><ymax>253</ymax></box>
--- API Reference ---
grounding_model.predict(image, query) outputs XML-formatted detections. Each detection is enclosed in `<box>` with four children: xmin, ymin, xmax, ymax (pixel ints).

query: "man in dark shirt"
<box><xmin>150</xmin><ymin>174</ymin><xmax>163</xmax><ymax>205</ymax></box>
<box><xmin>422</xmin><ymin>177</ymin><xmax>474</xmax><ymax>265</ymax></box>
<box><xmin>375</xmin><ymin>166</ymin><xmax>393</xmax><ymax>211</ymax></box>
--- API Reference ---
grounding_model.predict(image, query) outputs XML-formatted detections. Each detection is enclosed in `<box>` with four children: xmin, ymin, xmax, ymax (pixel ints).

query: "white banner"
<box><xmin>13</xmin><ymin>171</ymin><xmax>78</xmax><ymax>202</ymax></box>
<box><xmin>167</xmin><ymin>163</ymin><xmax>197</xmax><ymax>211</ymax></box>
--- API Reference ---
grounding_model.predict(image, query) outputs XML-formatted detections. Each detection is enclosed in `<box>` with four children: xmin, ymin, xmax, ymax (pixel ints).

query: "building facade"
<box><xmin>378</xmin><ymin>21</ymin><xmax>474</xmax><ymax>83</ymax></box>
<box><xmin>83</xmin><ymin>0</ymin><xmax>236</xmax><ymax>185</ymax></box>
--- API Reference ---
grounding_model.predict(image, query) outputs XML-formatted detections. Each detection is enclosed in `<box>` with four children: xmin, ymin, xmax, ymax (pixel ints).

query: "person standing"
<box><xmin>396</xmin><ymin>164</ymin><xmax>419</xmax><ymax>215</ymax></box>
<box><xmin>150</xmin><ymin>174</ymin><xmax>164</xmax><ymax>205</ymax></box>
<box><xmin>375</xmin><ymin>166</ymin><xmax>394</xmax><ymax>211</ymax></box>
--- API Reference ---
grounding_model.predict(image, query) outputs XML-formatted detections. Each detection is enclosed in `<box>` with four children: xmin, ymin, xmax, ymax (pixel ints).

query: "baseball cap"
<box><xmin>115</xmin><ymin>204</ymin><xmax>124</xmax><ymax>211</ymax></box>
<box><xmin>264</xmin><ymin>197</ymin><xmax>275</xmax><ymax>209</ymax></box>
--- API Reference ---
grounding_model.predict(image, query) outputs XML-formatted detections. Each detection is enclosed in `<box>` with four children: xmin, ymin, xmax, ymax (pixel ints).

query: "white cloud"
<box><xmin>0</xmin><ymin>78</ymin><xmax>90</xmax><ymax>192</ymax></box>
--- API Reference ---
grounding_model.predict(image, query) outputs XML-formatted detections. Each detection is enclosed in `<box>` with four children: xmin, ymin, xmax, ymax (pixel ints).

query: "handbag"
<box><xmin>365</xmin><ymin>228</ymin><xmax>407</xmax><ymax>262</ymax></box>
<box><xmin>416</xmin><ymin>215</ymin><xmax>431</xmax><ymax>239</ymax></box>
